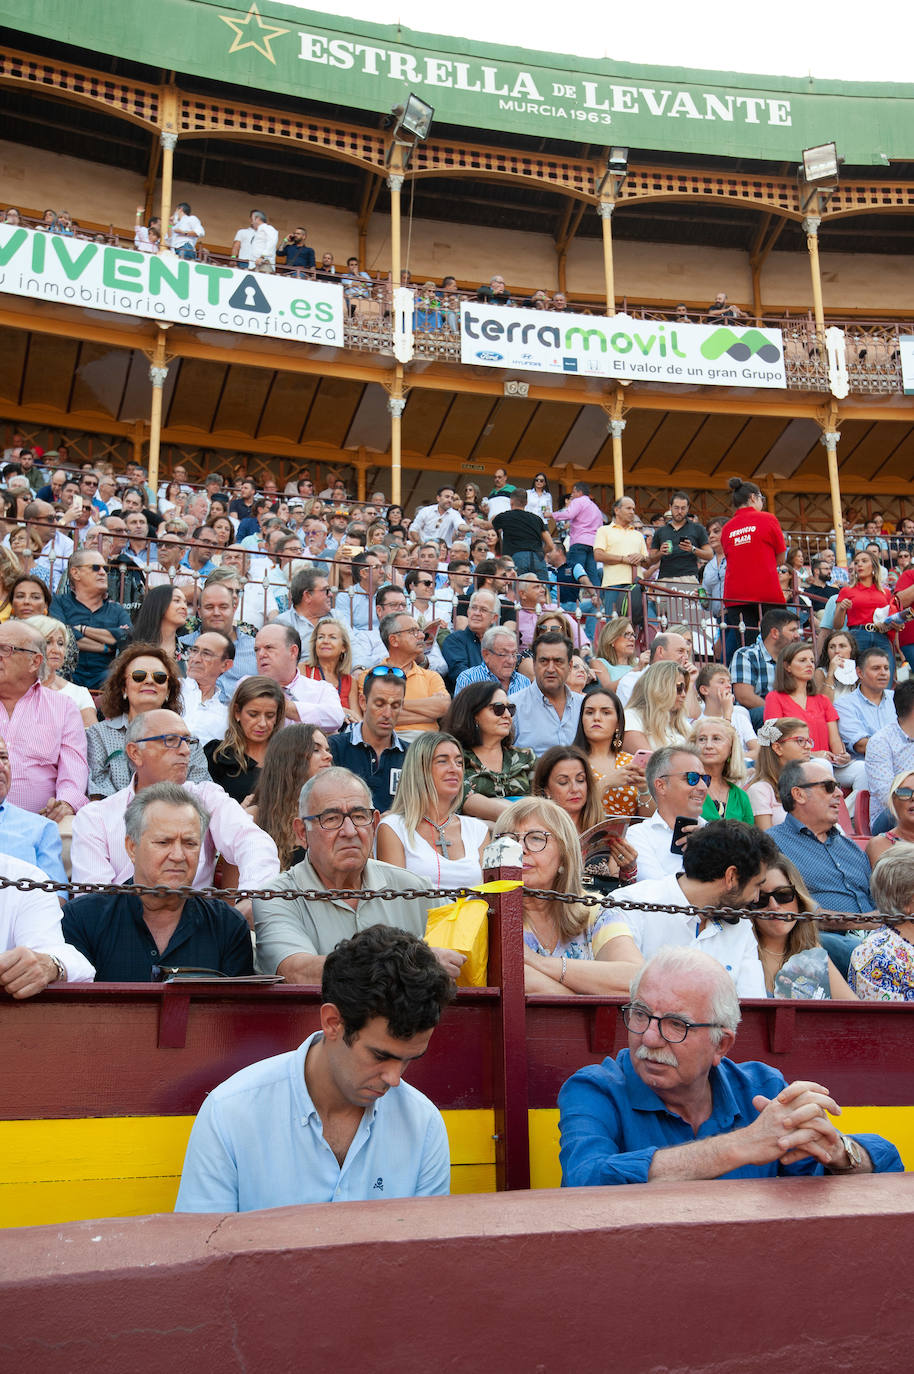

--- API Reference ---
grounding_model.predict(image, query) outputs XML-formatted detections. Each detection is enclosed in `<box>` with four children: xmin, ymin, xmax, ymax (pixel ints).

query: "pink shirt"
<box><xmin>0</xmin><ymin>680</ymin><xmax>88</xmax><ymax>814</ymax></box>
<box><xmin>552</xmin><ymin>495</ymin><xmax>604</xmax><ymax>546</ymax></box>
<box><xmin>71</xmin><ymin>778</ymin><xmax>279</xmax><ymax>888</ymax></box>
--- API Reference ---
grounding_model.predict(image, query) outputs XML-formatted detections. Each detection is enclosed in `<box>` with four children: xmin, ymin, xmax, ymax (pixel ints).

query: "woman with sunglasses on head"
<box><xmin>747</xmin><ymin>718</ymin><xmax>813</xmax><ymax>829</ymax></box>
<box><xmin>688</xmin><ymin>716</ymin><xmax>754</xmax><ymax>824</ymax></box>
<box><xmin>751</xmin><ymin>854</ymin><xmax>855</xmax><ymax>1000</ymax></box>
<box><xmin>866</xmin><ymin>771</ymin><xmax>914</xmax><ymax>868</ymax></box>
<box><xmin>491</xmin><ymin>797</ymin><xmax>643</xmax><ymax>995</ymax></box>
<box><xmin>442</xmin><ymin>679</ymin><xmax>535</xmax><ymax>823</ymax></box>
<box><xmin>87</xmin><ymin>643</ymin><xmax>207</xmax><ymax>797</ymax></box>
<box><xmin>622</xmin><ymin>660</ymin><xmax>691</xmax><ymax>755</ymax></box>
<box><xmin>814</xmin><ymin>629</ymin><xmax>859</xmax><ymax>703</ymax></box>
<box><xmin>376</xmin><ymin>731</ymin><xmax>489</xmax><ymax>886</ymax></box>
<box><xmin>573</xmin><ymin>685</ymin><xmax>646</xmax><ymax>818</ymax></box>
<box><xmin>205</xmin><ymin>676</ymin><xmax>285</xmax><ymax>806</ymax></box>
<box><xmin>247</xmin><ymin>723</ymin><xmax>333</xmax><ymax>870</ymax></box>
<box><xmin>25</xmin><ymin>614</ymin><xmax>97</xmax><ymax>728</ymax></box>
<box><xmin>129</xmin><ymin>584</ymin><xmax>190</xmax><ymax>670</ymax></box>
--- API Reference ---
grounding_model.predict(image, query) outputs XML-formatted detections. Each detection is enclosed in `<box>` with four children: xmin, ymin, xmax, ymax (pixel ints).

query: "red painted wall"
<box><xmin>3</xmin><ymin>1179</ymin><xmax>911</xmax><ymax>1373</ymax></box>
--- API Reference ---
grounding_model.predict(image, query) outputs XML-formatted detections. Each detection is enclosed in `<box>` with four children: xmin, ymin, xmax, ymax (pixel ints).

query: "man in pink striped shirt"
<box><xmin>551</xmin><ymin>481</ymin><xmax>605</xmax><ymax>586</ymax></box>
<box><xmin>0</xmin><ymin>622</ymin><xmax>88</xmax><ymax>822</ymax></box>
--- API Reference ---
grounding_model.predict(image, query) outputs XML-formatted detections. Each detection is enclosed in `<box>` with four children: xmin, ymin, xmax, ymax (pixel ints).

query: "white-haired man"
<box><xmin>558</xmin><ymin>947</ymin><xmax>902</xmax><ymax>1186</ymax></box>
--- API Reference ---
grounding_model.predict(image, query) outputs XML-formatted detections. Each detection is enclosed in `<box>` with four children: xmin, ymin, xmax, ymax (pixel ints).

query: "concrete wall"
<box><xmin>2</xmin><ymin>138</ymin><xmax>912</xmax><ymax>312</ymax></box>
<box><xmin>3</xmin><ymin>1179</ymin><xmax>912</xmax><ymax>1373</ymax></box>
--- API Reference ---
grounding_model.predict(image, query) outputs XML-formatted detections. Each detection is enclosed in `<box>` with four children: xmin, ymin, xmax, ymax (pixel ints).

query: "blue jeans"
<box><xmin>849</xmin><ymin>628</ymin><xmax>896</xmax><ymax>683</ymax></box>
<box><xmin>602</xmin><ymin>584</ymin><xmax>644</xmax><ymax>622</ymax></box>
<box><xmin>567</xmin><ymin>543</ymin><xmax>598</xmax><ymax>587</ymax></box>
<box><xmin>512</xmin><ymin>551</ymin><xmax>548</xmax><ymax>580</ymax></box>
<box><xmin>902</xmin><ymin>645</ymin><xmax>914</xmax><ymax>672</ymax></box>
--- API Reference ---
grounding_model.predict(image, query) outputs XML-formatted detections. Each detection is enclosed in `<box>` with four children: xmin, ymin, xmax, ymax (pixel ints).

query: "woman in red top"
<box><xmin>301</xmin><ymin>616</ymin><xmax>355</xmax><ymax>718</ymax></box>
<box><xmin>833</xmin><ymin>551</ymin><xmax>899</xmax><ymax>683</ymax></box>
<box><xmin>721</xmin><ymin>476</ymin><xmax>786</xmax><ymax>643</ymax></box>
<box><xmin>763</xmin><ymin>641</ymin><xmax>848</xmax><ymax>760</ymax></box>
<box><xmin>885</xmin><ymin>560</ymin><xmax>914</xmax><ymax>675</ymax></box>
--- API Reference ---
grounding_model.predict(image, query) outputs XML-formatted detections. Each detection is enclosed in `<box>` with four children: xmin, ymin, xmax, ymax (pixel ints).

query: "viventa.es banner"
<box><xmin>0</xmin><ymin>225</ymin><xmax>344</xmax><ymax>343</ymax></box>
<box><xmin>460</xmin><ymin>303</ymin><xmax>787</xmax><ymax>389</ymax></box>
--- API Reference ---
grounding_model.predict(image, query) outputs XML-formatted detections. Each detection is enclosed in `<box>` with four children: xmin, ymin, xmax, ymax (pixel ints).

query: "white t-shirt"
<box><xmin>624</xmin><ymin>707</ymin><xmax>689</xmax><ymax>751</ymax></box>
<box><xmin>377</xmin><ymin>814</ymin><xmax>488</xmax><ymax>888</ymax></box>
<box><xmin>616</xmin><ymin>871</ymin><xmax>766</xmax><ymax>997</ymax></box>
<box><xmin>629</xmin><ymin>810</ymin><xmax>706</xmax><ymax>883</ymax></box>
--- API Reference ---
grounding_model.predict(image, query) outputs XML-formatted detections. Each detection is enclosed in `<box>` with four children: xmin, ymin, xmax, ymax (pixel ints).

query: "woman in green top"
<box><xmin>688</xmin><ymin>715</ymin><xmax>755</xmax><ymax>824</ymax></box>
<box><xmin>442</xmin><ymin>679</ymin><xmax>536</xmax><ymax>823</ymax></box>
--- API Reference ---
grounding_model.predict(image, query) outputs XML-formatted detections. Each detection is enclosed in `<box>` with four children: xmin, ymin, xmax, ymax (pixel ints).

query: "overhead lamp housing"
<box><xmin>397</xmin><ymin>93</ymin><xmax>434</xmax><ymax>142</ymax></box>
<box><xmin>607</xmin><ymin>146</ymin><xmax>630</xmax><ymax>174</ymax></box>
<box><xmin>802</xmin><ymin>142</ymin><xmax>840</xmax><ymax>183</ymax></box>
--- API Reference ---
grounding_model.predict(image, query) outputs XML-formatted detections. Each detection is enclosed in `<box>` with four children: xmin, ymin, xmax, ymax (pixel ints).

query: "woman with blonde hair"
<box><xmin>301</xmin><ymin>616</ymin><xmax>354</xmax><ymax>714</ymax></box>
<box><xmin>492</xmin><ymin>797</ymin><xmax>642</xmax><ymax>994</ymax></box>
<box><xmin>590</xmin><ymin>617</ymin><xmax>638</xmax><ymax>689</ymax></box>
<box><xmin>834</xmin><ymin>549</ymin><xmax>910</xmax><ymax>679</ymax></box>
<box><xmin>376</xmin><ymin>731</ymin><xmax>489</xmax><ymax>886</ymax></box>
<box><xmin>689</xmin><ymin>715</ymin><xmax>754</xmax><ymax>823</ymax></box>
<box><xmin>751</xmin><ymin>853</ymin><xmax>855</xmax><ymax>1000</ymax></box>
<box><xmin>622</xmin><ymin>660</ymin><xmax>690</xmax><ymax>754</ymax></box>
<box><xmin>24</xmin><ymin>614</ymin><xmax>96</xmax><ymax>727</ymax></box>
<box><xmin>0</xmin><ymin>545</ymin><xmax>21</xmax><ymax>620</ymax></box>
<box><xmin>746</xmin><ymin>717</ymin><xmax>813</xmax><ymax>828</ymax></box>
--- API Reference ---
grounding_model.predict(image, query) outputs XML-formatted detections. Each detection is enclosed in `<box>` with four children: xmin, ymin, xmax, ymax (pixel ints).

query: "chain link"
<box><xmin>0</xmin><ymin>873</ymin><xmax>894</xmax><ymax>926</ymax></box>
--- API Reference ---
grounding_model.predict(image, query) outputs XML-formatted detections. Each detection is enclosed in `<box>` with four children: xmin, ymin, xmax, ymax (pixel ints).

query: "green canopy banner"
<box><xmin>0</xmin><ymin>225</ymin><xmax>344</xmax><ymax>341</ymax></box>
<box><xmin>459</xmin><ymin>303</ymin><xmax>787</xmax><ymax>388</ymax></box>
<box><xmin>5</xmin><ymin>0</ymin><xmax>912</xmax><ymax>163</ymax></box>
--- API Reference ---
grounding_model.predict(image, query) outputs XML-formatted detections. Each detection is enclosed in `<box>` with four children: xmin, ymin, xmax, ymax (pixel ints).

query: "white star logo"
<box><xmin>219</xmin><ymin>3</ymin><xmax>289</xmax><ymax>65</ymax></box>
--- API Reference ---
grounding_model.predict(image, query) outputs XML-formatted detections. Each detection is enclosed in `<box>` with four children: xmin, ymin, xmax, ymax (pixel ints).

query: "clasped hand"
<box><xmin>745</xmin><ymin>1080</ymin><xmax>843</xmax><ymax>1167</ymax></box>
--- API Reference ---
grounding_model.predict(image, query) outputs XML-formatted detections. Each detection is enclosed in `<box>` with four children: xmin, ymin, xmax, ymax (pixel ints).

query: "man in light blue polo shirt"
<box><xmin>0</xmin><ymin>736</ymin><xmax>66</xmax><ymax>885</ymax></box>
<box><xmin>510</xmin><ymin>630</ymin><xmax>582</xmax><ymax>756</ymax></box>
<box><xmin>175</xmin><ymin>926</ymin><xmax>456</xmax><ymax>1212</ymax></box>
<box><xmin>836</xmin><ymin>647</ymin><xmax>894</xmax><ymax>764</ymax></box>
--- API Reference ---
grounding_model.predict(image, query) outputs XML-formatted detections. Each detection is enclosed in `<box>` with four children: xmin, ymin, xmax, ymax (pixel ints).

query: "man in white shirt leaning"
<box><xmin>619</xmin><ymin>820</ymin><xmax>772</xmax><ymax>998</ymax></box>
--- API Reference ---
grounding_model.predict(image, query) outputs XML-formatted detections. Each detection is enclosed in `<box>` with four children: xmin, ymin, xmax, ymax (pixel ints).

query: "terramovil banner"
<box><xmin>0</xmin><ymin>226</ymin><xmax>344</xmax><ymax>342</ymax></box>
<box><xmin>900</xmin><ymin>337</ymin><xmax>914</xmax><ymax>396</ymax></box>
<box><xmin>460</xmin><ymin>304</ymin><xmax>787</xmax><ymax>389</ymax></box>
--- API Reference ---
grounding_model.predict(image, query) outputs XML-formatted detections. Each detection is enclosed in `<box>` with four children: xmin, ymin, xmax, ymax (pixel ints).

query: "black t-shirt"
<box><xmin>493</xmin><ymin>509</ymin><xmax>546</xmax><ymax>557</ymax></box>
<box><xmin>204</xmin><ymin>740</ymin><xmax>261</xmax><ymax>805</ymax></box>
<box><xmin>651</xmin><ymin>519</ymin><xmax>709</xmax><ymax>578</ymax></box>
<box><xmin>804</xmin><ymin>580</ymin><xmax>840</xmax><ymax>611</ymax></box>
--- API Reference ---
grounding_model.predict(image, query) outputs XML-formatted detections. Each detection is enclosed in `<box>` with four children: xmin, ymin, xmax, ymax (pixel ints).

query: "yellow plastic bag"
<box><xmin>424</xmin><ymin>881</ymin><xmax>522</xmax><ymax>988</ymax></box>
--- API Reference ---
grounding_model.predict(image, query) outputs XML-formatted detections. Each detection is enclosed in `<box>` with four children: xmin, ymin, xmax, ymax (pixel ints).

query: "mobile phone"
<box><xmin>629</xmin><ymin>749</ymin><xmax>651</xmax><ymax>771</ymax></box>
<box><xmin>72</xmin><ymin>495</ymin><xmax>83</xmax><ymax>512</ymax></box>
<box><xmin>670</xmin><ymin>815</ymin><xmax>696</xmax><ymax>855</ymax></box>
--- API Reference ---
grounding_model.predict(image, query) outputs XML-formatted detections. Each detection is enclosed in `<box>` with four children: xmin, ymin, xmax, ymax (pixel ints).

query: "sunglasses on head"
<box><xmin>367</xmin><ymin>665</ymin><xmax>406</xmax><ymax>681</ymax></box>
<box><xmin>130</xmin><ymin>668</ymin><xmax>168</xmax><ymax>685</ymax></box>
<box><xmin>489</xmin><ymin>701</ymin><xmax>517</xmax><ymax>718</ymax></box>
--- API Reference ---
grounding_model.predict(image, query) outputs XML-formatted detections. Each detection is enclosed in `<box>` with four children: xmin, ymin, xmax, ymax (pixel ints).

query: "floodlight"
<box><xmin>399</xmin><ymin>94</ymin><xmax>434</xmax><ymax>142</ymax></box>
<box><xmin>802</xmin><ymin>143</ymin><xmax>839</xmax><ymax>183</ymax></box>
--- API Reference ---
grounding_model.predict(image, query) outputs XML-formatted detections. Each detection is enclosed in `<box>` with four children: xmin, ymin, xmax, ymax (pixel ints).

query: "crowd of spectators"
<box><xmin>0</xmin><ymin>433</ymin><xmax>909</xmax><ymax>1210</ymax></box>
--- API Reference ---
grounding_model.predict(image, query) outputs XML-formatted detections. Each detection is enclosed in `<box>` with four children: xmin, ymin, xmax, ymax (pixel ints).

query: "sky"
<box><xmin>271</xmin><ymin>0</ymin><xmax>910</xmax><ymax>83</ymax></box>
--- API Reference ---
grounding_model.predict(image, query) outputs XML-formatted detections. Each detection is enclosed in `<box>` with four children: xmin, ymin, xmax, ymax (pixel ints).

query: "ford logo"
<box><xmin>475</xmin><ymin>350</ymin><xmax>503</xmax><ymax>362</ymax></box>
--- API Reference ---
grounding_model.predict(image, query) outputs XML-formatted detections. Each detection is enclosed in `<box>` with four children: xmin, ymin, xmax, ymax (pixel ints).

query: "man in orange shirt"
<box><xmin>358</xmin><ymin>614</ymin><xmax>449</xmax><ymax>744</ymax></box>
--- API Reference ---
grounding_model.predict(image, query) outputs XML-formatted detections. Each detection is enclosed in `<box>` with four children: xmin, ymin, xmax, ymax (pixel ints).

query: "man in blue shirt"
<box><xmin>175</xmin><ymin>924</ymin><xmax>456</xmax><ymax>1212</ymax></box>
<box><xmin>510</xmin><ymin>630</ymin><xmax>582</xmax><ymax>756</ymax></box>
<box><xmin>767</xmin><ymin>759</ymin><xmax>875</xmax><ymax>979</ymax></box>
<box><xmin>49</xmin><ymin>552</ymin><xmax>132</xmax><ymax>689</ymax></box>
<box><xmin>0</xmin><ymin>736</ymin><xmax>66</xmax><ymax>885</ymax></box>
<box><xmin>836</xmin><ymin>647</ymin><xmax>894</xmax><ymax>763</ymax></box>
<box><xmin>454</xmin><ymin>624</ymin><xmax>528</xmax><ymax>697</ymax></box>
<box><xmin>329</xmin><ymin>667</ymin><xmax>407</xmax><ymax>812</ymax></box>
<box><xmin>559</xmin><ymin>947</ymin><xmax>901</xmax><ymax>1187</ymax></box>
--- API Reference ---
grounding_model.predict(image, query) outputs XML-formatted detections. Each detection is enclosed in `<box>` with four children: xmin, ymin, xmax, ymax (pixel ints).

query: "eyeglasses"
<box><xmin>795</xmin><ymin>779</ymin><xmax>839</xmax><ymax>795</ymax></box>
<box><xmin>675</xmin><ymin>683</ymin><xmax>687</xmax><ymax>696</ymax></box>
<box><xmin>0</xmin><ymin>642</ymin><xmax>39</xmax><ymax>659</ymax></box>
<box><xmin>488</xmin><ymin>648</ymin><xmax>518</xmax><ymax>660</ymax></box>
<box><xmin>501</xmin><ymin>829</ymin><xmax>551</xmax><ymax>853</ymax></box>
<box><xmin>782</xmin><ymin>735</ymin><xmax>812</xmax><ymax>747</ymax></box>
<box><xmin>415</xmin><ymin>579</ymin><xmax>434</xmax><ymax>588</ymax></box>
<box><xmin>394</xmin><ymin>626</ymin><xmax>425</xmax><ymax>637</ymax></box>
<box><xmin>892</xmin><ymin>787</ymin><xmax>914</xmax><ymax>801</ymax></box>
<box><xmin>130</xmin><ymin>668</ymin><xmax>168</xmax><ymax>685</ymax></box>
<box><xmin>661</xmin><ymin>771</ymin><xmax>711</xmax><ymax>787</ymax></box>
<box><xmin>366</xmin><ymin>665</ymin><xmax>406</xmax><ymax>681</ymax></box>
<box><xmin>136</xmin><ymin>733</ymin><xmax>198</xmax><ymax>750</ymax></box>
<box><xmin>750</xmin><ymin>885</ymin><xmax>797</xmax><ymax>908</ymax></box>
<box><xmin>622</xmin><ymin>1004</ymin><xmax>724</xmax><ymax>1044</ymax></box>
<box><xmin>302</xmin><ymin>806</ymin><xmax>374</xmax><ymax>830</ymax></box>
<box><xmin>488</xmin><ymin>701</ymin><xmax>517</xmax><ymax>718</ymax></box>
<box><xmin>186</xmin><ymin>647</ymin><xmax>222</xmax><ymax>661</ymax></box>
<box><xmin>79</xmin><ymin>563</ymin><xmax>107</xmax><ymax>573</ymax></box>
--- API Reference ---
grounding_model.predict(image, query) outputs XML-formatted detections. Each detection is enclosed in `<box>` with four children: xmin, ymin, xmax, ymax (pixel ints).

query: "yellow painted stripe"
<box><xmin>2</xmin><ymin>1104</ymin><xmax>910</xmax><ymax>1228</ymax></box>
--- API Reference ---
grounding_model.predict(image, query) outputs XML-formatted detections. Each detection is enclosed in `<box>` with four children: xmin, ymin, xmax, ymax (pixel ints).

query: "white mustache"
<box><xmin>635</xmin><ymin>1045</ymin><xmax>679</xmax><ymax>1068</ymax></box>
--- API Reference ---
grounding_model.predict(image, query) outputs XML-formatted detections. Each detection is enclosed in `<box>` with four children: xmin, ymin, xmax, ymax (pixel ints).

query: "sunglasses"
<box><xmin>489</xmin><ymin>701</ymin><xmax>517</xmax><ymax>718</ymax></box>
<box><xmin>130</xmin><ymin>668</ymin><xmax>169</xmax><ymax>685</ymax></box>
<box><xmin>751</xmin><ymin>885</ymin><xmax>797</xmax><ymax>908</ymax></box>
<box><xmin>795</xmin><ymin>779</ymin><xmax>839</xmax><ymax>795</ymax></box>
<box><xmin>662</xmin><ymin>771</ymin><xmax>711</xmax><ymax>787</ymax></box>
<box><xmin>81</xmin><ymin>563</ymin><xmax>106</xmax><ymax>573</ymax></box>
<box><xmin>366</xmin><ymin>665</ymin><xmax>406</xmax><ymax>681</ymax></box>
<box><xmin>893</xmin><ymin>787</ymin><xmax>914</xmax><ymax>801</ymax></box>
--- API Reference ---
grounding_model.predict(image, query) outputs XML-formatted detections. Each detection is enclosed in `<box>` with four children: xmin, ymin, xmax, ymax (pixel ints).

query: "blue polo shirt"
<box><xmin>509</xmin><ymin>682</ymin><xmax>582</xmax><ymax>756</ymax></box>
<box><xmin>558</xmin><ymin>1050</ymin><xmax>902</xmax><ymax>1186</ymax></box>
<box><xmin>62</xmin><ymin>890</ymin><xmax>254</xmax><ymax>982</ymax></box>
<box><xmin>767</xmin><ymin>813</ymin><xmax>874</xmax><ymax>913</ymax></box>
<box><xmin>329</xmin><ymin>721</ymin><xmax>406</xmax><ymax>812</ymax></box>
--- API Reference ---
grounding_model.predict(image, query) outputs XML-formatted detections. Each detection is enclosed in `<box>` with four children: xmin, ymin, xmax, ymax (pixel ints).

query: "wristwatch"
<box><xmin>830</xmin><ymin>1134</ymin><xmax>865</xmax><ymax>1172</ymax></box>
<box><xmin>46</xmin><ymin>953</ymin><xmax>67</xmax><ymax>984</ymax></box>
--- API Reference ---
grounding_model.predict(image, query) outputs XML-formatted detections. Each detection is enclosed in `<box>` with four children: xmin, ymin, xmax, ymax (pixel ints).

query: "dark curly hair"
<box><xmin>97</xmin><ymin>642</ymin><xmax>183</xmax><ymax>720</ymax></box>
<box><xmin>323</xmin><ymin>925</ymin><xmax>456</xmax><ymax>1042</ymax></box>
<box><xmin>681</xmin><ymin>820</ymin><xmax>779</xmax><ymax>919</ymax></box>
<box><xmin>442</xmin><ymin>678</ymin><xmax>515</xmax><ymax>749</ymax></box>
